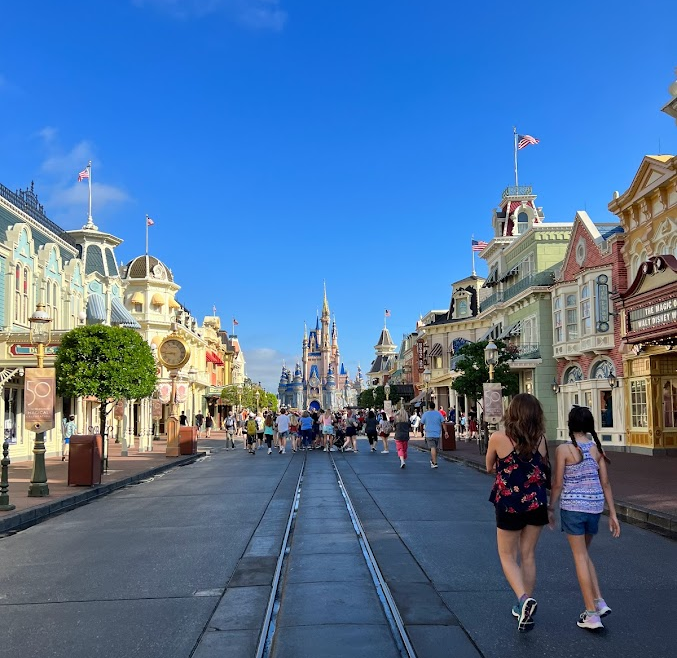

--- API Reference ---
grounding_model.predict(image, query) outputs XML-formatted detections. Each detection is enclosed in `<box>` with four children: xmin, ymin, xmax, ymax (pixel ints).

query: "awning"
<box><xmin>206</xmin><ymin>351</ymin><xmax>224</xmax><ymax>366</ymax></box>
<box><xmin>499</xmin><ymin>321</ymin><xmax>522</xmax><ymax>339</ymax></box>
<box><xmin>86</xmin><ymin>293</ymin><xmax>107</xmax><ymax>323</ymax></box>
<box><xmin>110</xmin><ymin>297</ymin><xmax>141</xmax><ymax>329</ymax></box>
<box><xmin>478</xmin><ymin>324</ymin><xmax>500</xmax><ymax>342</ymax></box>
<box><xmin>409</xmin><ymin>391</ymin><xmax>426</xmax><ymax>406</ymax></box>
<box><xmin>151</xmin><ymin>293</ymin><xmax>165</xmax><ymax>305</ymax></box>
<box><xmin>168</xmin><ymin>298</ymin><xmax>180</xmax><ymax>309</ymax></box>
<box><xmin>428</xmin><ymin>343</ymin><xmax>443</xmax><ymax>358</ymax></box>
<box><xmin>482</xmin><ymin>266</ymin><xmax>499</xmax><ymax>288</ymax></box>
<box><xmin>131</xmin><ymin>291</ymin><xmax>144</xmax><ymax>304</ymax></box>
<box><xmin>498</xmin><ymin>265</ymin><xmax>519</xmax><ymax>283</ymax></box>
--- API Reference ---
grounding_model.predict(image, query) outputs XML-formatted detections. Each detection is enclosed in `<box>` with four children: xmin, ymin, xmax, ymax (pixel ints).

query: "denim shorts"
<box><xmin>425</xmin><ymin>436</ymin><xmax>440</xmax><ymax>449</ymax></box>
<box><xmin>560</xmin><ymin>509</ymin><xmax>601</xmax><ymax>536</ymax></box>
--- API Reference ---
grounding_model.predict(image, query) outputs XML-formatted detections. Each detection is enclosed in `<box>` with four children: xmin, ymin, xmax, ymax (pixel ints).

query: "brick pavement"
<box><xmin>0</xmin><ymin>431</ymin><xmax>229</xmax><ymax>535</ymax></box>
<box><xmin>410</xmin><ymin>433</ymin><xmax>677</xmax><ymax>538</ymax></box>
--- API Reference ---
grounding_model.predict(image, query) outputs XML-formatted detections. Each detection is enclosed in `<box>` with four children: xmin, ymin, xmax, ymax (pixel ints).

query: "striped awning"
<box><xmin>478</xmin><ymin>324</ymin><xmax>500</xmax><ymax>342</ymax></box>
<box><xmin>86</xmin><ymin>293</ymin><xmax>107</xmax><ymax>323</ymax></box>
<box><xmin>110</xmin><ymin>297</ymin><xmax>141</xmax><ymax>329</ymax></box>
<box><xmin>428</xmin><ymin>343</ymin><xmax>443</xmax><ymax>358</ymax></box>
<box><xmin>500</xmin><ymin>321</ymin><xmax>522</xmax><ymax>339</ymax></box>
<box><xmin>206</xmin><ymin>351</ymin><xmax>224</xmax><ymax>366</ymax></box>
<box><xmin>482</xmin><ymin>266</ymin><xmax>499</xmax><ymax>288</ymax></box>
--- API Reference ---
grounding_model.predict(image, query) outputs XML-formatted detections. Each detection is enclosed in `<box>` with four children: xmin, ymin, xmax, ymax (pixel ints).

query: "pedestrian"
<box><xmin>264</xmin><ymin>414</ymin><xmax>275</xmax><ymax>454</ymax></box>
<box><xmin>255</xmin><ymin>411</ymin><xmax>265</xmax><ymax>449</ymax></box>
<box><xmin>548</xmin><ymin>405</ymin><xmax>620</xmax><ymax>631</ymax></box>
<box><xmin>377</xmin><ymin>411</ymin><xmax>392</xmax><ymax>453</ymax></box>
<box><xmin>459</xmin><ymin>412</ymin><xmax>467</xmax><ymax>438</ymax></box>
<box><xmin>205</xmin><ymin>413</ymin><xmax>213</xmax><ymax>438</ymax></box>
<box><xmin>275</xmin><ymin>408</ymin><xmax>289</xmax><ymax>454</ymax></box>
<box><xmin>449</xmin><ymin>406</ymin><xmax>456</xmax><ymax>425</ymax></box>
<box><xmin>410</xmin><ymin>410</ymin><xmax>420</xmax><ymax>437</ymax></box>
<box><xmin>289</xmin><ymin>411</ymin><xmax>300</xmax><ymax>452</ymax></box>
<box><xmin>224</xmin><ymin>411</ymin><xmax>236</xmax><ymax>449</ymax></box>
<box><xmin>246</xmin><ymin>413</ymin><xmax>257</xmax><ymax>455</ymax></box>
<box><xmin>320</xmin><ymin>409</ymin><xmax>334</xmax><ymax>452</ymax></box>
<box><xmin>300</xmin><ymin>411</ymin><xmax>313</xmax><ymax>450</ymax></box>
<box><xmin>365</xmin><ymin>410</ymin><xmax>378</xmax><ymax>452</ymax></box>
<box><xmin>439</xmin><ymin>406</ymin><xmax>447</xmax><ymax>420</ymax></box>
<box><xmin>344</xmin><ymin>409</ymin><xmax>358</xmax><ymax>452</ymax></box>
<box><xmin>62</xmin><ymin>414</ymin><xmax>77</xmax><ymax>461</ymax></box>
<box><xmin>485</xmin><ymin>393</ymin><xmax>550</xmax><ymax>633</ymax></box>
<box><xmin>469</xmin><ymin>415</ymin><xmax>478</xmax><ymax>440</ymax></box>
<box><xmin>420</xmin><ymin>401</ymin><xmax>445</xmax><ymax>468</ymax></box>
<box><xmin>195</xmin><ymin>411</ymin><xmax>204</xmax><ymax>437</ymax></box>
<box><xmin>393</xmin><ymin>407</ymin><xmax>410</xmax><ymax>468</ymax></box>
<box><xmin>179</xmin><ymin>411</ymin><xmax>187</xmax><ymax>426</ymax></box>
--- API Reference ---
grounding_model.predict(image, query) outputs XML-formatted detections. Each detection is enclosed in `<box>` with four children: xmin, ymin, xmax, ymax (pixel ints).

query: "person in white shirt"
<box><xmin>410</xmin><ymin>411</ymin><xmax>421</xmax><ymax>437</ymax></box>
<box><xmin>275</xmin><ymin>409</ymin><xmax>289</xmax><ymax>454</ymax></box>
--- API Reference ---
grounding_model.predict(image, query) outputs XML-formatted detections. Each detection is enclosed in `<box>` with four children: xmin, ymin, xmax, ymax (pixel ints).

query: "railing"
<box><xmin>503</xmin><ymin>271</ymin><xmax>555</xmax><ymax>303</ymax></box>
<box><xmin>0</xmin><ymin>182</ymin><xmax>78</xmax><ymax>247</ymax></box>
<box><xmin>480</xmin><ymin>291</ymin><xmax>504</xmax><ymax>312</ymax></box>
<box><xmin>502</xmin><ymin>185</ymin><xmax>533</xmax><ymax>198</ymax></box>
<box><xmin>508</xmin><ymin>344</ymin><xmax>541</xmax><ymax>360</ymax></box>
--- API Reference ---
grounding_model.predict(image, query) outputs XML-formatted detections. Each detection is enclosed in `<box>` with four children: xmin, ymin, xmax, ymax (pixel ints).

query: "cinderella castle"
<box><xmin>278</xmin><ymin>288</ymin><xmax>362</xmax><ymax>411</ymax></box>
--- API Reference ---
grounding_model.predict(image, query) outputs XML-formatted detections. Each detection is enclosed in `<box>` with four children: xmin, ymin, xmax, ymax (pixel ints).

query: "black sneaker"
<box><xmin>517</xmin><ymin>597</ymin><xmax>537</xmax><ymax>632</ymax></box>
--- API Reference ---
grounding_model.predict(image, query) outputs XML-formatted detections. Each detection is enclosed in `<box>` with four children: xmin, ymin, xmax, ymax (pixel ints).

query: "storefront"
<box><xmin>617</xmin><ymin>255</ymin><xmax>677</xmax><ymax>454</ymax></box>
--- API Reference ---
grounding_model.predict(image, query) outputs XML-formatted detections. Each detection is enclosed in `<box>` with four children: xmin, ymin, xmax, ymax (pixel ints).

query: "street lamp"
<box><xmin>28</xmin><ymin>303</ymin><xmax>52</xmax><ymax>497</ymax></box>
<box><xmin>423</xmin><ymin>368</ymin><xmax>431</xmax><ymax>409</ymax></box>
<box><xmin>188</xmin><ymin>366</ymin><xmax>197</xmax><ymax>420</ymax></box>
<box><xmin>255</xmin><ymin>389</ymin><xmax>260</xmax><ymax>413</ymax></box>
<box><xmin>608</xmin><ymin>370</ymin><xmax>619</xmax><ymax>389</ymax></box>
<box><xmin>484</xmin><ymin>341</ymin><xmax>498</xmax><ymax>382</ymax></box>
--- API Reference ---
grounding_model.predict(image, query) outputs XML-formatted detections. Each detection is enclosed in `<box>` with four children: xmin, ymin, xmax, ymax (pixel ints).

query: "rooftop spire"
<box><xmin>322</xmin><ymin>281</ymin><xmax>330</xmax><ymax>317</ymax></box>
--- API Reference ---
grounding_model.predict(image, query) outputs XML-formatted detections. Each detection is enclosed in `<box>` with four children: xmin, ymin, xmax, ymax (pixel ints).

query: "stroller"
<box><xmin>333</xmin><ymin>426</ymin><xmax>346</xmax><ymax>450</ymax></box>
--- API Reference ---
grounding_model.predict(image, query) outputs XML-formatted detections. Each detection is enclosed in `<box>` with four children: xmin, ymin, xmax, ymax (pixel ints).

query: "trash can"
<box><xmin>68</xmin><ymin>435</ymin><xmax>102</xmax><ymax>486</ymax></box>
<box><xmin>442</xmin><ymin>423</ymin><xmax>456</xmax><ymax>451</ymax></box>
<box><xmin>179</xmin><ymin>426</ymin><xmax>198</xmax><ymax>455</ymax></box>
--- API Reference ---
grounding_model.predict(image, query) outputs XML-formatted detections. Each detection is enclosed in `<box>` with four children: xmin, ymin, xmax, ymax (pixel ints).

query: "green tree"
<box><xmin>264</xmin><ymin>392</ymin><xmax>278</xmax><ymax>412</ymax></box>
<box><xmin>358</xmin><ymin>386</ymin><xmax>402</xmax><ymax>409</ymax></box>
<box><xmin>358</xmin><ymin>388</ymin><xmax>374</xmax><ymax>409</ymax></box>
<box><xmin>451</xmin><ymin>340</ymin><xmax>519</xmax><ymax>409</ymax></box>
<box><xmin>55</xmin><ymin>325</ymin><xmax>157</xmax><ymax>443</ymax></box>
<box><xmin>220</xmin><ymin>385</ymin><xmax>239</xmax><ymax>407</ymax></box>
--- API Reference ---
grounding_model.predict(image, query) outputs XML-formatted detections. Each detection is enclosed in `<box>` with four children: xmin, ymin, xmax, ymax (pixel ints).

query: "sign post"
<box><xmin>25</xmin><ymin>367</ymin><xmax>56</xmax><ymax>497</ymax></box>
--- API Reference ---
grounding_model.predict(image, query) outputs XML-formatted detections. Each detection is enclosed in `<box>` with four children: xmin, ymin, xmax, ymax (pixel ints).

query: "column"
<box><xmin>127</xmin><ymin>400</ymin><xmax>134</xmax><ymax>453</ymax></box>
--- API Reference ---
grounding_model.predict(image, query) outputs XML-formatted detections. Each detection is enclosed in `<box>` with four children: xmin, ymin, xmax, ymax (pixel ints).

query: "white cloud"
<box><xmin>36</xmin><ymin>126</ymin><xmax>58</xmax><ymax>144</ymax></box>
<box><xmin>133</xmin><ymin>0</ymin><xmax>287</xmax><ymax>30</ymax></box>
<box><xmin>245</xmin><ymin>346</ymin><xmax>296</xmax><ymax>392</ymax></box>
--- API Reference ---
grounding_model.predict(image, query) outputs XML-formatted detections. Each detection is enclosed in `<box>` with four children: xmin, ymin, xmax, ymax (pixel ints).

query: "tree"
<box><xmin>358</xmin><ymin>386</ymin><xmax>401</xmax><ymax>410</ymax></box>
<box><xmin>220</xmin><ymin>385</ymin><xmax>239</xmax><ymax>407</ymax></box>
<box><xmin>358</xmin><ymin>388</ymin><xmax>374</xmax><ymax>409</ymax></box>
<box><xmin>451</xmin><ymin>340</ymin><xmax>519</xmax><ymax>409</ymax></box>
<box><xmin>55</xmin><ymin>325</ymin><xmax>157</xmax><ymax>444</ymax></box>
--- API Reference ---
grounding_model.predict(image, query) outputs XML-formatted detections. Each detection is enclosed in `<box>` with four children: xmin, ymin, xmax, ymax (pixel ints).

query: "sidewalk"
<box><xmin>411</xmin><ymin>435</ymin><xmax>677</xmax><ymax>540</ymax></box>
<box><xmin>0</xmin><ymin>432</ymin><xmax>226</xmax><ymax>535</ymax></box>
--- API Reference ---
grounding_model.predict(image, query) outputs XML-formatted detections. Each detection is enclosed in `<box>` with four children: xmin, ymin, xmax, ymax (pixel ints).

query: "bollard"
<box><xmin>0</xmin><ymin>438</ymin><xmax>16</xmax><ymax>511</ymax></box>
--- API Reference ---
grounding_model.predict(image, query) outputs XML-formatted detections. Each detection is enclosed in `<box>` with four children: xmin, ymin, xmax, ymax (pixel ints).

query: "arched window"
<box><xmin>22</xmin><ymin>267</ymin><xmax>30</xmax><ymax>324</ymax></box>
<box><xmin>564</xmin><ymin>365</ymin><xmax>583</xmax><ymax>384</ymax></box>
<box><xmin>580</xmin><ymin>284</ymin><xmax>591</xmax><ymax>335</ymax></box>
<box><xmin>14</xmin><ymin>265</ymin><xmax>20</xmax><ymax>322</ymax></box>
<box><xmin>592</xmin><ymin>360</ymin><xmax>613</xmax><ymax>380</ymax></box>
<box><xmin>553</xmin><ymin>296</ymin><xmax>562</xmax><ymax>343</ymax></box>
<box><xmin>51</xmin><ymin>282</ymin><xmax>59</xmax><ymax>328</ymax></box>
<box><xmin>516</xmin><ymin>212</ymin><xmax>529</xmax><ymax>234</ymax></box>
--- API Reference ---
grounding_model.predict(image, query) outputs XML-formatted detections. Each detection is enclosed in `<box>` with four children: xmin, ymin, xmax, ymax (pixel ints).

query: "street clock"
<box><xmin>157</xmin><ymin>335</ymin><xmax>191</xmax><ymax>370</ymax></box>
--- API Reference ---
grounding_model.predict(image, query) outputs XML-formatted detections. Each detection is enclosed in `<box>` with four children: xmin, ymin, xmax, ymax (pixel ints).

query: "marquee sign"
<box><xmin>417</xmin><ymin>339</ymin><xmax>426</xmax><ymax>373</ymax></box>
<box><xmin>10</xmin><ymin>344</ymin><xmax>59</xmax><ymax>357</ymax></box>
<box><xmin>627</xmin><ymin>297</ymin><xmax>677</xmax><ymax>332</ymax></box>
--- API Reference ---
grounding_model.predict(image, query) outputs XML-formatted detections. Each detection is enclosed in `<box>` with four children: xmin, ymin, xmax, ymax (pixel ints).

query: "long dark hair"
<box><xmin>503</xmin><ymin>393</ymin><xmax>546</xmax><ymax>459</ymax></box>
<box><xmin>568</xmin><ymin>406</ymin><xmax>610</xmax><ymax>463</ymax></box>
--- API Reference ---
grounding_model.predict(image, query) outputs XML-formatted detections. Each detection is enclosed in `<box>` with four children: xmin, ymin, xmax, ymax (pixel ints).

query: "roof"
<box><xmin>124</xmin><ymin>255</ymin><xmax>174</xmax><ymax>282</ymax></box>
<box><xmin>376</xmin><ymin>327</ymin><xmax>394</xmax><ymax>347</ymax></box>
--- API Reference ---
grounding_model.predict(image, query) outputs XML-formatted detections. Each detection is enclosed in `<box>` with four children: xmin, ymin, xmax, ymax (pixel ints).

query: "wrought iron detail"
<box><xmin>592</xmin><ymin>359</ymin><xmax>613</xmax><ymax>380</ymax></box>
<box><xmin>502</xmin><ymin>185</ymin><xmax>533</xmax><ymax>198</ymax></box>
<box><xmin>0</xmin><ymin>181</ymin><xmax>77</xmax><ymax>247</ymax></box>
<box><xmin>565</xmin><ymin>365</ymin><xmax>584</xmax><ymax>383</ymax></box>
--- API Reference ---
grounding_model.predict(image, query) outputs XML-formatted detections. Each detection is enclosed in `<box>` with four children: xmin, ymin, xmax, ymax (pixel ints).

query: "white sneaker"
<box><xmin>280</xmin><ymin>450</ymin><xmax>285</xmax><ymax>454</ymax></box>
<box><xmin>430</xmin><ymin>461</ymin><xmax>438</xmax><ymax>469</ymax></box>
<box><xmin>323</xmin><ymin>447</ymin><xmax>328</xmax><ymax>452</ymax></box>
<box><xmin>267</xmin><ymin>448</ymin><xmax>272</xmax><ymax>455</ymax></box>
<box><xmin>381</xmin><ymin>450</ymin><xmax>389</xmax><ymax>454</ymax></box>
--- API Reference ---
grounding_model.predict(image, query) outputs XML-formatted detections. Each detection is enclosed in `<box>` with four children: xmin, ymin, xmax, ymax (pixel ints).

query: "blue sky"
<box><xmin>1</xmin><ymin>0</ymin><xmax>676</xmax><ymax>391</ymax></box>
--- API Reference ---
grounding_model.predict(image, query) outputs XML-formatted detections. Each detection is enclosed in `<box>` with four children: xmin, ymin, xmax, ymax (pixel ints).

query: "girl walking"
<box><xmin>205</xmin><ymin>413</ymin><xmax>213</xmax><ymax>438</ymax></box>
<box><xmin>365</xmin><ymin>410</ymin><xmax>378</xmax><ymax>452</ymax></box>
<box><xmin>393</xmin><ymin>407</ymin><xmax>410</xmax><ymax>468</ymax></box>
<box><xmin>263</xmin><ymin>414</ymin><xmax>275</xmax><ymax>454</ymax></box>
<box><xmin>486</xmin><ymin>393</ymin><xmax>550</xmax><ymax>633</ymax></box>
<box><xmin>548</xmin><ymin>405</ymin><xmax>620</xmax><ymax>631</ymax></box>
<box><xmin>321</xmin><ymin>409</ymin><xmax>334</xmax><ymax>452</ymax></box>
<box><xmin>377</xmin><ymin>412</ymin><xmax>392</xmax><ymax>454</ymax></box>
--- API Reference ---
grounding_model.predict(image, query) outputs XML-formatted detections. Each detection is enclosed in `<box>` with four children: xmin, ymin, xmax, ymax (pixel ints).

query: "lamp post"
<box><xmin>188</xmin><ymin>366</ymin><xmax>197</xmax><ymax>422</ymax></box>
<box><xmin>422</xmin><ymin>368</ymin><xmax>431</xmax><ymax>409</ymax></box>
<box><xmin>484</xmin><ymin>341</ymin><xmax>498</xmax><ymax>383</ymax></box>
<box><xmin>28</xmin><ymin>303</ymin><xmax>52</xmax><ymax>497</ymax></box>
<box><xmin>255</xmin><ymin>389</ymin><xmax>260</xmax><ymax>414</ymax></box>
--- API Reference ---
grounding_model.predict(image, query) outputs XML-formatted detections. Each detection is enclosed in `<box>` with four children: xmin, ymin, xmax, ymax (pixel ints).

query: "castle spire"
<box><xmin>322</xmin><ymin>281</ymin><xmax>330</xmax><ymax>318</ymax></box>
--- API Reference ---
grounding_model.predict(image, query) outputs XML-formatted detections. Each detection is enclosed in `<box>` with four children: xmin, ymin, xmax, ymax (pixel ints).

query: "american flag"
<box><xmin>472</xmin><ymin>239</ymin><xmax>488</xmax><ymax>252</ymax></box>
<box><xmin>77</xmin><ymin>166</ymin><xmax>89</xmax><ymax>182</ymax></box>
<box><xmin>146</xmin><ymin>216</ymin><xmax>154</xmax><ymax>226</ymax></box>
<box><xmin>385</xmin><ymin>309</ymin><xmax>391</xmax><ymax>317</ymax></box>
<box><xmin>233</xmin><ymin>318</ymin><xmax>239</xmax><ymax>326</ymax></box>
<box><xmin>517</xmin><ymin>134</ymin><xmax>539</xmax><ymax>150</ymax></box>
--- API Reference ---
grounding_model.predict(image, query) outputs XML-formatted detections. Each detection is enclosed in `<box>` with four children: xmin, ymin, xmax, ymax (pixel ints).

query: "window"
<box><xmin>14</xmin><ymin>265</ymin><xmax>20</xmax><ymax>323</ymax></box>
<box><xmin>566</xmin><ymin>294</ymin><xmax>578</xmax><ymax>341</ymax></box>
<box><xmin>522</xmin><ymin>316</ymin><xmax>537</xmax><ymax>346</ymax></box>
<box><xmin>553</xmin><ymin>297</ymin><xmax>562</xmax><ymax>343</ymax></box>
<box><xmin>516</xmin><ymin>212</ymin><xmax>529</xmax><ymax>234</ymax></box>
<box><xmin>22</xmin><ymin>267</ymin><xmax>30</xmax><ymax>325</ymax></box>
<box><xmin>630</xmin><ymin>379</ymin><xmax>648</xmax><ymax>429</ymax></box>
<box><xmin>580</xmin><ymin>284</ymin><xmax>591</xmax><ymax>335</ymax></box>
<box><xmin>51</xmin><ymin>282</ymin><xmax>59</xmax><ymax>328</ymax></box>
<box><xmin>663</xmin><ymin>379</ymin><xmax>677</xmax><ymax>428</ymax></box>
<box><xmin>600</xmin><ymin>390</ymin><xmax>613</xmax><ymax>428</ymax></box>
<box><xmin>433</xmin><ymin>356</ymin><xmax>443</xmax><ymax>369</ymax></box>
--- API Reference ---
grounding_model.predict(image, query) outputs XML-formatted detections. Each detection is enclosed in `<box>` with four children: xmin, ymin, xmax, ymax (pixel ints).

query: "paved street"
<box><xmin>1</xmin><ymin>436</ymin><xmax>675</xmax><ymax>658</ymax></box>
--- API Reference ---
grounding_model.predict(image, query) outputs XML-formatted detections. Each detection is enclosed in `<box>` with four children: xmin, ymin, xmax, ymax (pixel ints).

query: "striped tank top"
<box><xmin>560</xmin><ymin>441</ymin><xmax>604</xmax><ymax>514</ymax></box>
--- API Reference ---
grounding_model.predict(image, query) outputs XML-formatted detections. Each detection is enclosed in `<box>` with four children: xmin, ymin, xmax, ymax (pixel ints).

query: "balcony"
<box><xmin>502</xmin><ymin>185</ymin><xmax>533</xmax><ymax>199</ymax></box>
<box><xmin>480</xmin><ymin>272</ymin><xmax>555</xmax><ymax>312</ymax></box>
<box><xmin>480</xmin><ymin>291</ymin><xmax>504</xmax><ymax>312</ymax></box>
<box><xmin>509</xmin><ymin>343</ymin><xmax>541</xmax><ymax>360</ymax></box>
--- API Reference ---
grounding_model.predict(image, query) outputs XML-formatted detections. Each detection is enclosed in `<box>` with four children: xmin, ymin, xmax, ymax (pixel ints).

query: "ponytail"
<box><xmin>590</xmin><ymin>428</ymin><xmax>611</xmax><ymax>464</ymax></box>
<box><xmin>568</xmin><ymin>405</ymin><xmax>611</xmax><ymax>463</ymax></box>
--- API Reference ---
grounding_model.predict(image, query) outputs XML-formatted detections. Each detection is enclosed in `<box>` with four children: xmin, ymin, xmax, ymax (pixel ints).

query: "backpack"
<box><xmin>255</xmin><ymin>416</ymin><xmax>264</xmax><ymax>431</ymax></box>
<box><xmin>247</xmin><ymin>419</ymin><xmax>257</xmax><ymax>434</ymax></box>
<box><xmin>225</xmin><ymin>417</ymin><xmax>235</xmax><ymax>429</ymax></box>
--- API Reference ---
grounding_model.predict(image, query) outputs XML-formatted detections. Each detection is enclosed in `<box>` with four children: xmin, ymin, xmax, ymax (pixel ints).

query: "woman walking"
<box><xmin>410</xmin><ymin>410</ymin><xmax>420</xmax><ymax>437</ymax></box>
<box><xmin>205</xmin><ymin>413</ymin><xmax>213</xmax><ymax>438</ymax></box>
<box><xmin>344</xmin><ymin>409</ymin><xmax>358</xmax><ymax>452</ymax></box>
<box><xmin>289</xmin><ymin>411</ymin><xmax>300</xmax><ymax>452</ymax></box>
<box><xmin>393</xmin><ymin>407</ymin><xmax>410</xmax><ymax>468</ymax></box>
<box><xmin>321</xmin><ymin>409</ymin><xmax>334</xmax><ymax>452</ymax></box>
<box><xmin>486</xmin><ymin>393</ymin><xmax>550</xmax><ymax>633</ymax></box>
<box><xmin>548</xmin><ymin>405</ymin><xmax>620</xmax><ymax>631</ymax></box>
<box><xmin>377</xmin><ymin>412</ymin><xmax>392</xmax><ymax>454</ymax></box>
<box><xmin>263</xmin><ymin>414</ymin><xmax>275</xmax><ymax>454</ymax></box>
<box><xmin>365</xmin><ymin>410</ymin><xmax>378</xmax><ymax>452</ymax></box>
<box><xmin>62</xmin><ymin>414</ymin><xmax>77</xmax><ymax>461</ymax></box>
<box><xmin>299</xmin><ymin>411</ymin><xmax>313</xmax><ymax>450</ymax></box>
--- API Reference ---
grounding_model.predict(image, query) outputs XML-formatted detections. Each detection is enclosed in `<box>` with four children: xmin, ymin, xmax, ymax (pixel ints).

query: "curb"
<box><xmin>413</xmin><ymin>444</ymin><xmax>677</xmax><ymax>541</ymax></box>
<box><xmin>0</xmin><ymin>451</ymin><xmax>207</xmax><ymax>537</ymax></box>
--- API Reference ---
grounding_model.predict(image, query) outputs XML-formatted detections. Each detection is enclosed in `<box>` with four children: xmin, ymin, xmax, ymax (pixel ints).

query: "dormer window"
<box><xmin>453</xmin><ymin>291</ymin><xmax>471</xmax><ymax>320</ymax></box>
<box><xmin>516</xmin><ymin>212</ymin><xmax>529</xmax><ymax>235</ymax></box>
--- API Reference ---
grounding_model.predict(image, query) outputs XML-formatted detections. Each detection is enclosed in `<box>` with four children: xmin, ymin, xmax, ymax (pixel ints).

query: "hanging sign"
<box><xmin>152</xmin><ymin>399</ymin><xmax>163</xmax><ymax>420</ymax></box>
<box><xmin>483</xmin><ymin>382</ymin><xmax>503</xmax><ymax>425</ymax></box>
<box><xmin>24</xmin><ymin>367</ymin><xmax>56</xmax><ymax>432</ymax></box>
<box><xmin>114</xmin><ymin>399</ymin><xmax>126</xmax><ymax>420</ymax></box>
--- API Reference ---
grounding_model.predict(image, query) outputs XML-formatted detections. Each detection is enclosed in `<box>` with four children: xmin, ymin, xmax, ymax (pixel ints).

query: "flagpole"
<box><xmin>87</xmin><ymin>161</ymin><xmax>93</xmax><ymax>222</ymax></box>
<box><xmin>471</xmin><ymin>236</ymin><xmax>476</xmax><ymax>276</ymax></box>
<box><xmin>145</xmin><ymin>215</ymin><xmax>149</xmax><ymax>255</ymax></box>
<box><xmin>513</xmin><ymin>127</ymin><xmax>519</xmax><ymax>188</ymax></box>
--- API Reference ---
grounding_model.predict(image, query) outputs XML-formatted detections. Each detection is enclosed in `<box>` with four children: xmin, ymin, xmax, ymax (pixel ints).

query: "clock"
<box><xmin>158</xmin><ymin>336</ymin><xmax>190</xmax><ymax>370</ymax></box>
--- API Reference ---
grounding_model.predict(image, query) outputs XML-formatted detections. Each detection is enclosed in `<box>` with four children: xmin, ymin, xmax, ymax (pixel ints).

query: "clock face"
<box><xmin>159</xmin><ymin>338</ymin><xmax>189</xmax><ymax>369</ymax></box>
